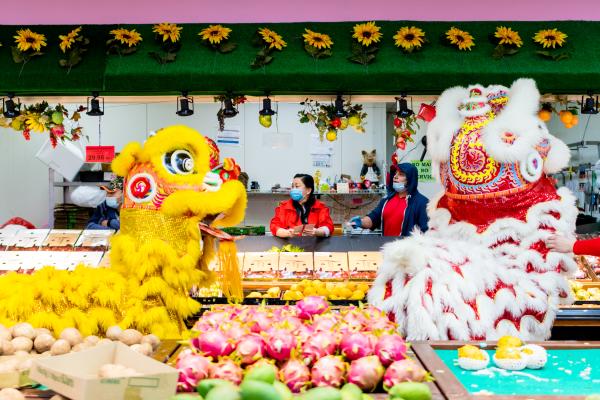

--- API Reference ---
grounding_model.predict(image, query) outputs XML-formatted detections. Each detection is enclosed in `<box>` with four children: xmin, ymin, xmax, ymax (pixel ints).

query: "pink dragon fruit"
<box><xmin>235</xmin><ymin>334</ymin><xmax>264</xmax><ymax>365</ymax></box>
<box><xmin>295</xmin><ymin>324</ymin><xmax>314</xmax><ymax>344</ymax></box>
<box><xmin>302</xmin><ymin>331</ymin><xmax>338</xmax><ymax>365</ymax></box>
<box><xmin>277</xmin><ymin>315</ymin><xmax>304</xmax><ymax>333</ymax></box>
<box><xmin>375</xmin><ymin>334</ymin><xmax>408</xmax><ymax>366</ymax></box>
<box><xmin>249</xmin><ymin>311</ymin><xmax>273</xmax><ymax>333</ymax></box>
<box><xmin>191</xmin><ymin>329</ymin><xmax>235</xmax><ymax>358</ymax></box>
<box><xmin>312</xmin><ymin>313</ymin><xmax>341</xmax><ymax>332</ymax></box>
<box><xmin>175</xmin><ymin>350</ymin><xmax>212</xmax><ymax>392</ymax></box>
<box><xmin>199</xmin><ymin>310</ymin><xmax>231</xmax><ymax>328</ymax></box>
<box><xmin>279</xmin><ymin>358</ymin><xmax>311</xmax><ymax>393</ymax></box>
<box><xmin>340</xmin><ymin>332</ymin><xmax>376</xmax><ymax>361</ymax></box>
<box><xmin>295</xmin><ymin>296</ymin><xmax>329</xmax><ymax>320</ymax></box>
<box><xmin>223</xmin><ymin>321</ymin><xmax>249</xmax><ymax>341</ymax></box>
<box><xmin>383</xmin><ymin>359</ymin><xmax>428</xmax><ymax>390</ymax></box>
<box><xmin>264</xmin><ymin>329</ymin><xmax>297</xmax><ymax>361</ymax></box>
<box><xmin>368</xmin><ymin>318</ymin><xmax>397</xmax><ymax>334</ymax></box>
<box><xmin>347</xmin><ymin>356</ymin><xmax>385</xmax><ymax>392</ymax></box>
<box><xmin>209</xmin><ymin>358</ymin><xmax>243</xmax><ymax>384</ymax></box>
<box><xmin>340</xmin><ymin>309</ymin><xmax>367</xmax><ymax>332</ymax></box>
<box><xmin>311</xmin><ymin>355</ymin><xmax>347</xmax><ymax>388</ymax></box>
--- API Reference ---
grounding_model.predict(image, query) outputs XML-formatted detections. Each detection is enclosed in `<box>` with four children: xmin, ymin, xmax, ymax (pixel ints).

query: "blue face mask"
<box><xmin>392</xmin><ymin>182</ymin><xmax>406</xmax><ymax>193</ymax></box>
<box><xmin>106</xmin><ymin>197</ymin><xmax>120</xmax><ymax>209</ymax></box>
<box><xmin>290</xmin><ymin>188</ymin><xmax>304</xmax><ymax>202</ymax></box>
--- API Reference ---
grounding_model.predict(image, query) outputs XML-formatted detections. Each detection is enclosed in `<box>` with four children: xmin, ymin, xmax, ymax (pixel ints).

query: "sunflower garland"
<box><xmin>491</xmin><ymin>26</ymin><xmax>522</xmax><ymax>59</ymax></box>
<box><xmin>107</xmin><ymin>27</ymin><xmax>143</xmax><ymax>56</ymax></box>
<box><xmin>349</xmin><ymin>21</ymin><xmax>382</xmax><ymax>65</ymax></box>
<box><xmin>0</xmin><ymin>102</ymin><xmax>85</xmax><ymax>148</ymax></box>
<box><xmin>393</xmin><ymin>26</ymin><xmax>425</xmax><ymax>53</ymax></box>
<box><xmin>199</xmin><ymin>24</ymin><xmax>237</xmax><ymax>54</ymax></box>
<box><xmin>12</xmin><ymin>29</ymin><xmax>47</xmax><ymax>73</ymax></box>
<box><xmin>533</xmin><ymin>28</ymin><xmax>569</xmax><ymax>60</ymax></box>
<box><xmin>445</xmin><ymin>26</ymin><xmax>475</xmax><ymax>51</ymax></box>
<box><xmin>149</xmin><ymin>23</ymin><xmax>183</xmax><ymax>64</ymax></box>
<box><xmin>251</xmin><ymin>27</ymin><xmax>287</xmax><ymax>69</ymax></box>
<box><xmin>58</xmin><ymin>27</ymin><xmax>89</xmax><ymax>72</ymax></box>
<box><xmin>303</xmin><ymin>29</ymin><xmax>333</xmax><ymax>59</ymax></box>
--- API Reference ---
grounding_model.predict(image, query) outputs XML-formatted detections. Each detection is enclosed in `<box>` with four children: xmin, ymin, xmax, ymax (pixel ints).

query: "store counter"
<box><xmin>235</xmin><ymin>235</ymin><xmax>398</xmax><ymax>252</ymax></box>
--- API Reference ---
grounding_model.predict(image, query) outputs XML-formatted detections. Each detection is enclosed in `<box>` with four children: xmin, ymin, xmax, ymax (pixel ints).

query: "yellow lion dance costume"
<box><xmin>0</xmin><ymin>126</ymin><xmax>247</xmax><ymax>338</ymax></box>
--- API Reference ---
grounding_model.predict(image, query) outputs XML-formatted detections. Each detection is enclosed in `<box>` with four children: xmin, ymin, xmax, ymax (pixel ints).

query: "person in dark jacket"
<box><xmin>349</xmin><ymin>162</ymin><xmax>428</xmax><ymax>237</ymax></box>
<box><xmin>86</xmin><ymin>177</ymin><xmax>123</xmax><ymax>230</ymax></box>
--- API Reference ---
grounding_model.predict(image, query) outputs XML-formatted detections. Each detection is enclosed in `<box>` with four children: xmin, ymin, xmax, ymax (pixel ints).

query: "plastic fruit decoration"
<box><xmin>259</xmin><ymin>114</ymin><xmax>272</xmax><ymax>128</ymax></box>
<box><xmin>326</xmin><ymin>129</ymin><xmax>337</xmax><ymax>142</ymax></box>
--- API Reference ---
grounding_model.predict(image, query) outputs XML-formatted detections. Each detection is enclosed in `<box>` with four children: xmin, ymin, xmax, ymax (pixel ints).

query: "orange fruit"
<box><xmin>326</xmin><ymin>129</ymin><xmax>337</xmax><ymax>142</ymax></box>
<box><xmin>560</xmin><ymin>111</ymin><xmax>573</xmax><ymax>124</ymax></box>
<box><xmin>571</xmin><ymin>115</ymin><xmax>579</xmax><ymax>125</ymax></box>
<box><xmin>565</xmin><ymin>123</ymin><xmax>573</xmax><ymax>129</ymax></box>
<box><xmin>538</xmin><ymin>110</ymin><xmax>552</xmax><ymax>122</ymax></box>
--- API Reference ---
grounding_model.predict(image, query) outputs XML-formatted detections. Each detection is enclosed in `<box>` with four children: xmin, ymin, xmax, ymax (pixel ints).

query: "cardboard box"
<box><xmin>5</xmin><ymin>229</ymin><xmax>50</xmax><ymax>249</ymax></box>
<box><xmin>0</xmin><ymin>355</ymin><xmax>40</xmax><ymax>388</ymax></box>
<box><xmin>30</xmin><ymin>342</ymin><xmax>178</xmax><ymax>400</ymax></box>
<box><xmin>348</xmin><ymin>251</ymin><xmax>382</xmax><ymax>279</ymax></box>
<box><xmin>314</xmin><ymin>252</ymin><xmax>349</xmax><ymax>279</ymax></box>
<box><xmin>243</xmin><ymin>252</ymin><xmax>279</xmax><ymax>279</ymax></box>
<box><xmin>278</xmin><ymin>252</ymin><xmax>314</xmax><ymax>280</ymax></box>
<box><xmin>75</xmin><ymin>230</ymin><xmax>115</xmax><ymax>249</ymax></box>
<box><xmin>42</xmin><ymin>230</ymin><xmax>82</xmax><ymax>248</ymax></box>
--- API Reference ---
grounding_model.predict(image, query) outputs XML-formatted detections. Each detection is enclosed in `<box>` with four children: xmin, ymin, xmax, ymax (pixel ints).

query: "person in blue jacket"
<box><xmin>86</xmin><ymin>177</ymin><xmax>123</xmax><ymax>230</ymax></box>
<box><xmin>349</xmin><ymin>162</ymin><xmax>428</xmax><ymax>237</ymax></box>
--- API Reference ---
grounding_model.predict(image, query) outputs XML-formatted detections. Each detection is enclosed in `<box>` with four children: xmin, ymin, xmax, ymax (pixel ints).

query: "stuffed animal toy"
<box><xmin>360</xmin><ymin>149</ymin><xmax>382</xmax><ymax>185</ymax></box>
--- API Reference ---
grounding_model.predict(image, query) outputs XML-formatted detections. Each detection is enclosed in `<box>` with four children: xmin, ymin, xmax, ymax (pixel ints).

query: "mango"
<box><xmin>206</xmin><ymin>384</ymin><xmax>241</xmax><ymax>400</ymax></box>
<box><xmin>197</xmin><ymin>379</ymin><xmax>235</xmax><ymax>397</ymax></box>
<box><xmin>300</xmin><ymin>387</ymin><xmax>342</xmax><ymax>400</ymax></box>
<box><xmin>273</xmin><ymin>380</ymin><xmax>293</xmax><ymax>400</ymax></box>
<box><xmin>239</xmin><ymin>379</ymin><xmax>282</xmax><ymax>400</ymax></box>
<box><xmin>244</xmin><ymin>363</ymin><xmax>276</xmax><ymax>384</ymax></box>
<box><xmin>389</xmin><ymin>382</ymin><xmax>432</xmax><ymax>400</ymax></box>
<box><xmin>340</xmin><ymin>383</ymin><xmax>362</xmax><ymax>400</ymax></box>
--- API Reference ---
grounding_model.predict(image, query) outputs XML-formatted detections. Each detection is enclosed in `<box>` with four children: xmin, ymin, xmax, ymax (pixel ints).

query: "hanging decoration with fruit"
<box><xmin>392</xmin><ymin>95</ymin><xmax>420</xmax><ymax>151</ymax></box>
<box><xmin>0</xmin><ymin>101</ymin><xmax>86</xmax><ymax>147</ymax></box>
<box><xmin>214</xmin><ymin>94</ymin><xmax>246</xmax><ymax>131</ymax></box>
<box><xmin>298</xmin><ymin>95</ymin><xmax>367</xmax><ymax>142</ymax></box>
<box><xmin>537</xmin><ymin>101</ymin><xmax>579</xmax><ymax>129</ymax></box>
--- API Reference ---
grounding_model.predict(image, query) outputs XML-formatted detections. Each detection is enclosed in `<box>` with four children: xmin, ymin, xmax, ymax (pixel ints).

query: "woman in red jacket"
<box><xmin>547</xmin><ymin>234</ymin><xmax>600</xmax><ymax>257</ymax></box>
<box><xmin>270</xmin><ymin>174</ymin><xmax>334</xmax><ymax>238</ymax></box>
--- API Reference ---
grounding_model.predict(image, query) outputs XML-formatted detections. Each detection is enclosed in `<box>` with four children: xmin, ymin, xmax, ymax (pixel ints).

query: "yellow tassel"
<box><xmin>218</xmin><ymin>241</ymin><xmax>243</xmax><ymax>301</ymax></box>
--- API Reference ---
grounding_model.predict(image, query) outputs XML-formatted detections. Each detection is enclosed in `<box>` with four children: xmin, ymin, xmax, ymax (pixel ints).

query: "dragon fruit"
<box><xmin>311</xmin><ymin>356</ymin><xmax>347</xmax><ymax>388</ymax></box>
<box><xmin>295</xmin><ymin>324</ymin><xmax>314</xmax><ymax>344</ymax></box>
<box><xmin>340</xmin><ymin>309</ymin><xmax>367</xmax><ymax>332</ymax></box>
<box><xmin>235</xmin><ymin>334</ymin><xmax>264</xmax><ymax>365</ymax></box>
<box><xmin>279</xmin><ymin>358</ymin><xmax>311</xmax><ymax>393</ymax></box>
<box><xmin>249</xmin><ymin>311</ymin><xmax>273</xmax><ymax>333</ymax></box>
<box><xmin>312</xmin><ymin>313</ymin><xmax>341</xmax><ymax>332</ymax></box>
<box><xmin>347</xmin><ymin>356</ymin><xmax>385</xmax><ymax>392</ymax></box>
<box><xmin>340</xmin><ymin>332</ymin><xmax>376</xmax><ymax>361</ymax></box>
<box><xmin>383</xmin><ymin>359</ymin><xmax>428</xmax><ymax>390</ymax></box>
<box><xmin>191</xmin><ymin>329</ymin><xmax>235</xmax><ymax>358</ymax></box>
<box><xmin>302</xmin><ymin>331</ymin><xmax>338</xmax><ymax>365</ymax></box>
<box><xmin>199</xmin><ymin>310</ymin><xmax>231</xmax><ymax>328</ymax></box>
<box><xmin>295</xmin><ymin>296</ymin><xmax>329</xmax><ymax>320</ymax></box>
<box><xmin>265</xmin><ymin>329</ymin><xmax>297</xmax><ymax>361</ymax></box>
<box><xmin>223</xmin><ymin>321</ymin><xmax>249</xmax><ymax>341</ymax></box>
<box><xmin>175</xmin><ymin>350</ymin><xmax>212</xmax><ymax>392</ymax></box>
<box><xmin>209</xmin><ymin>358</ymin><xmax>243</xmax><ymax>384</ymax></box>
<box><xmin>375</xmin><ymin>334</ymin><xmax>408</xmax><ymax>366</ymax></box>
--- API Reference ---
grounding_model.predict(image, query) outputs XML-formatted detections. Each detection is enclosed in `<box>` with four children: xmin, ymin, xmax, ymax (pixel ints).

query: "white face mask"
<box><xmin>106</xmin><ymin>197</ymin><xmax>120</xmax><ymax>209</ymax></box>
<box><xmin>393</xmin><ymin>182</ymin><xmax>406</xmax><ymax>192</ymax></box>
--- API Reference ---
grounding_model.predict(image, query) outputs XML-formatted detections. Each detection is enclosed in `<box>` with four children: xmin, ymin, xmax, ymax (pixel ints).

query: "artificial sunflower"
<box><xmin>199</xmin><ymin>25</ymin><xmax>232</xmax><ymax>45</ymax></box>
<box><xmin>393</xmin><ymin>26</ymin><xmax>425</xmax><ymax>52</ymax></box>
<box><xmin>533</xmin><ymin>28</ymin><xmax>567</xmax><ymax>49</ymax></box>
<box><xmin>269</xmin><ymin>35</ymin><xmax>287</xmax><ymax>50</ymax></box>
<box><xmin>495</xmin><ymin>26</ymin><xmax>522</xmax><ymax>47</ymax></box>
<box><xmin>258</xmin><ymin>27</ymin><xmax>276</xmax><ymax>43</ymax></box>
<box><xmin>110</xmin><ymin>28</ymin><xmax>143</xmax><ymax>47</ymax></box>
<box><xmin>153</xmin><ymin>23</ymin><xmax>182</xmax><ymax>43</ymax></box>
<box><xmin>352</xmin><ymin>21</ymin><xmax>382</xmax><ymax>47</ymax></box>
<box><xmin>14</xmin><ymin>29</ymin><xmax>47</xmax><ymax>52</ymax></box>
<box><xmin>303</xmin><ymin>29</ymin><xmax>333</xmax><ymax>50</ymax></box>
<box><xmin>446</xmin><ymin>27</ymin><xmax>475</xmax><ymax>51</ymax></box>
<box><xmin>59</xmin><ymin>27</ymin><xmax>81</xmax><ymax>53</ymax></box>
<box><xmin>252</xmin><ymin>27</ymin><xmax>286</xmax><ymax>68</ymax></box>
<box><xmin>25</xmin><ymin>115</ymin><xmax>47</xmax><ymax>133</ymax></box>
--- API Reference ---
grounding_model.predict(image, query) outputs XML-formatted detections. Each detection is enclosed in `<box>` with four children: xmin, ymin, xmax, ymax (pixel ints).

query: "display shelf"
<box><xmin>246</xmin><ymin>190</ymin><xmax>387</xmax><ymax>195</ymax></box>
<box><xmin>52</xmin><ymin>181</ymin><xmax>108</xmax><ymax>187</ymax></box>
<box><xmin>241</xmin><ymin>280</ymin><xmax>373</xmax><ymax>290</ymax></box>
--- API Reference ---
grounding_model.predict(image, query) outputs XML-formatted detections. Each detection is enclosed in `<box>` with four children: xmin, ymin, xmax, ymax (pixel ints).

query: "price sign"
<box><xmin>85</xmin><ymin>146</ymin><xmax>115</xmax><ymax>163</ymax></box>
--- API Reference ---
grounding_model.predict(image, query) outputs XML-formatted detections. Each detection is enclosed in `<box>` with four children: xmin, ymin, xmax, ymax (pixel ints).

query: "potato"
<box><xmin>59</xmin><ymin>328</ymin><xmax>82</xmax><ymax>346</ymax></box>
<box><xmin>1</xmin><ymin>340</ymin><xmax>15</xmax><ymax>356</ymax></box>
<box><xmin>11</xmin><ymin>337</ymin><xmax>33</xmax><ymax>353</ymax></box>
<box><xmin>50</xmin><ymin>339</ymin><xmax>71</xmax><ymax>356</ymax></box>
<box><xmin>0</xmin><ymin>387</ymin><xmax>25</xmax><ymax>400</ymax></box>
<box><xmin>106</xmin><ymin>326</ymin><xmax>122</xmax><ymax>341</ymax></box>
<box><xmin>17</xmin><ymin>357</ymin><xmax>34</xmax><ymax>372</ymax></box>
<box><xmin>72</xmin><ymin>343</ymin><xmax>91</xmax><ymax>352</ymax></box>
<box><xmin>0</xmin><ymin>328</ymin><xmax>12</xmax><ymax>342</ymax></box>
<box><xmin>35</xmin><ymin>328</ymin><xmax>52</xmax><ymax>338</ymax></box>
<box><xmin>84</xmin><ymin>335</ymin><xmax>100</xmax><ymax>346</ymax></box>
<box><xmin>10</xmin><ymin>323</ymin><xmax>35</xmax><ymax>340</ymax></box>
<box><xmin>97</xmin><ymin>338</ymin><xmax>113</xmax><ymax>346</ymax></box>
<box><xmin>141</xmin><ymin>334</ymin><xmax>160</xmax><ymax>351</ymax></box>
<box><xmin>34</xmin><ymin>333</ymin><xmax>55</xmax><ymax>353</ymax></box>
<box><xmin>119</xmin><ymin>329</ymin><xmax>142</xmax><ymax>346</ymax></box>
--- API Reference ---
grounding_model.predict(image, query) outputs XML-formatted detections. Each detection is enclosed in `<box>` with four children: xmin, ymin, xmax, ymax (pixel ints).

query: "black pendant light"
<box><xmin>86</xmin><ymin>92</ymin><xmax>104</xmax><ymax>116</ymax></box>
<box><xmin>176</xmin><ymin>91</ymin><xmax>194</xmax><ymax>116</ymax></box>
<box><xmin>334</xmin><ymin>94</ymin><xmax>347</xmax><ymax>118</ymax></box>
<box><xmin>581</xmin><ymin>91</ymin><xmax>599</xmax><ymax>115</ymax></box>
<box><xmin>396</xmin><ymin>93</ymin><xmax>414</xmax><ymax>119</ymax></box>
<box><xmin>2</xmin><ymin>93</ymin><xmax>20</xmax><ymax>118</ymax></box>
<box><xmin>223</xmin><ymin>95</ymin><xmax>239</xmax><ymax>118</ymax></box>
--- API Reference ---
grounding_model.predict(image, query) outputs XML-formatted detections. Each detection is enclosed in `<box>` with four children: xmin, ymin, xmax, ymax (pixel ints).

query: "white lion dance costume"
<box><xmin>369</xmin><ymin>79</ymin><xmax>577</xmax><ymax>341</ymax></box>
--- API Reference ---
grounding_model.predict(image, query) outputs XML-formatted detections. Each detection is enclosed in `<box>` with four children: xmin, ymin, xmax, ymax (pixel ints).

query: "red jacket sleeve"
<box><xmin>316</xmin><ymin>205</ymin><xmax>334</xmax><ymax>235</ymax></box>
<box><xmin>573</xmin><ymin>238</ymin><xmax>600</xmax><ymax>257</ymax></box>
<box><xmin>270</xmin><ymin>203</ymin><xmax>287</xmax><ymax>235</ymax></box>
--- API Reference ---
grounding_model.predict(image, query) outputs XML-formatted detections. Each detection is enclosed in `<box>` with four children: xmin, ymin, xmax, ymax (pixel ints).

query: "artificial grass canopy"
<box><xmin>0</xmin><ymin>21</ymin><xmax>598</xmax><ymax>96</ymax></box>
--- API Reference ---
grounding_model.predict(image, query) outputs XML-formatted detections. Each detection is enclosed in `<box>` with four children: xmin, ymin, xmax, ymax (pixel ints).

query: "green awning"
<box><xmin>0</xmin><ymin>21</ymin><xmax>598</xmax><ymax>96</ymax></box>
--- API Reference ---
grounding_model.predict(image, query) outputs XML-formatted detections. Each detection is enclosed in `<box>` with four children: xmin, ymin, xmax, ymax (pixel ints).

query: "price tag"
<box><xmin>85</xmin><ymin>146</ymin><xmax>115</xmax><ymax>163</ymax></box>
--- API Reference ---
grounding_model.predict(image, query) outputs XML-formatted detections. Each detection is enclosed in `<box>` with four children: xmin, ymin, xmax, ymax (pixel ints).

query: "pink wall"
<box><xmin>2</xmin><ymin>0</ymin><xmax>600</xmax><ymax>24</ymax></box>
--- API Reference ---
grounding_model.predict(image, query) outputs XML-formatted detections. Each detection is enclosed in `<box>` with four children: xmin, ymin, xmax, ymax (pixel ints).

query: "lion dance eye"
<box><xmin>163</xmin><ymin>150</ymin><xmax>195</xmax><ymax>175</ymax></box>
